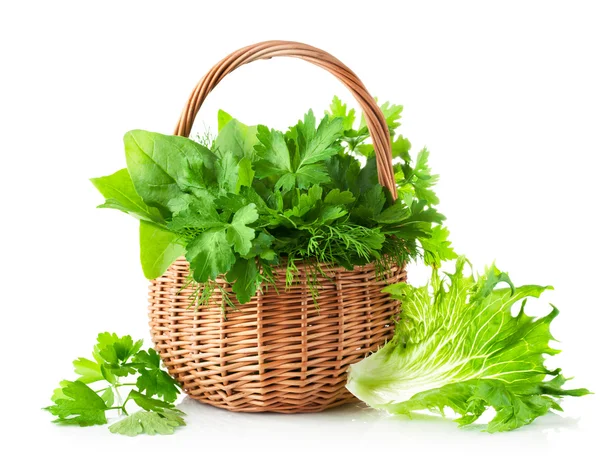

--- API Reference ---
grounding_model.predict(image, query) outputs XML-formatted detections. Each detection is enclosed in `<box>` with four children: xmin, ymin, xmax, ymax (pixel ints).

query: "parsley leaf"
<box><xmin>254</xmin><ymin>126</ymin><xmax>291</xmax><ymax>177</ymax></box>
<box><xmin>47</xmin><ymin>333</ymin><xmax>185</xmax><ymax>436</ymax></box>
<box><xmin>226</xmin><ymin>204</ymin><xmax>258</xmax><ymax>255</ymax></box>
<box><xmin>73</xmin><ymin>357</ymin><xmax>103</xmax><ymax>384</ymax></box>
<box><xmin>227</xmin><ymin>258</ymin><xmax>259</xmax><ymax>304</ymax></box>
<box><xmin>109</xmin><ymin>409</ymin><xmax>185</xmax><ymax>436</ymax></box>
<box><xmin>133</xmin><ymin>349</ymin><xmax>180</xmax><ymax>403</ymax></box>
<box><xmin>186</xmin><ymin>229</ymin><xmax>236</xmax><ymax>281</ymax></box>
<box><xmin>45</xmin><ymin>381</ymin><xmax>108</xmax><ymax>426</ymax></box>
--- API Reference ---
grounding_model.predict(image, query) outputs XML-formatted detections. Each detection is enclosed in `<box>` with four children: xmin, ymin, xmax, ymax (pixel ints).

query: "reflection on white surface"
<box><xmin>175</xmin><ymin>396</ymin><xmax>583</xmax><ymax>445</ymax></box>
<box><xmin>16</xmin><ymin>394</ymin><xmax>596</xmax><ymax>475</ymax></box>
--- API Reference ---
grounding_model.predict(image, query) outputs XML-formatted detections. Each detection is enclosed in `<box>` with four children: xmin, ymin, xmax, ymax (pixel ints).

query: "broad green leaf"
<box><xmin>420</xmin><ymin>226</ymin><xmax>457</xmax><ymax>267</ymax></box>
<box><xmin>326</xmin><ymin>96</ymin><xmax>356</xmax><ymax>131</ymax></box>
<box><xmin>326</xmin><ymin>154</ymin><xmax>361</xmax><ymax>194</ymax></box>
<box><xmin>359</xmin><ymin>99</ymin><xmax>403</xmax><ymax>130</ymax></box>
<box><xmin>379</xmin><ymin>101</ymin><xmax>403</xmax><ymax>129</ymax></box>
<box><xmin>128</xmin><ymin>390</ymin><xmax>177</xmax><ymax>413</ymax></box>
<box><xmin>227</xmin><ymin>258</ymin><xmax>259</xmax><ymax>304</ymax></box>
<box><xmin>73</xmin><ymin>357</ymin><xmax>103</xmax><ymax>384</ymax></box>
<box><xmin>412</xmin><ymin>148</ymin><xmax>439</xmax><ymax>205</ymax></box>
<box><xmin>91</xmin><ymin>168</ymin><xmax>164</xmax><ymax>223</ymax></box>
<box><xmin>215</xmin><ymin>151</ymin><xmax>239</xmax><ymax>194</ymax></box>
<box><xmin>376</xmin><ymin>201</ymin><xmax>411</xmax><ymax>224</ymax></box>
<box><xmin>295</xmin><ymin>110</ymin><xmax>343</xmax><ymax>167</ymax></box>
<box><xmin>109</xmin><ymin>409</ymin><xmax>185</xmax><ymax>436</ymax></box>
<box><xmin>317</xmin><ymin>206</ymin><xmax>347</xmax><ymax>224</ymax></box>
<box><xmin>274</xmin><ymin>173</ymin><xmax>296</xmax><ymax>193</ymax></box>
<box><xmin>295</xmin><ymin>164</ymin><xmax>330</xmax><ymax>189</ymax></box>
<box><xmin>357</xmin><ymin>156</ymin><xmax>379</xmax><ymax>193</ymax></box>
<box><xmin>226</xmin><ymin>204</ymin><xmax>258</xmax><ymax>255</ymax></box>
<box><xmin>287</xmin><ymin>185</ymin><xmax>323</xmax><ymax>219</ymax></box>
<box><xmin>139</xmin><ymin>221</ymin><xmax>185</xmax><ymax>279</ymax></box>
<box><xmin>391</xmin><ymin>134</ymin><xmax>411</xmax><ymax>161</ymax></box>
<box><xmin>124</xmin><ymin>130</ymin><xmax>218</xmax><ymax>214</ymax></box>
<box><xmin>186</xmin><ymin>229</ymin><xmax>235</xmax><ymax>282</ymax></box>
<box><xmin>324</xmin><ymin>189</ymin><xmax>355</xmax><ymax>205</ymax></box>
<box><xmin>133</xmin><ymin>349</ymin><xmax>180</xmax><ymax>403</ymax></box>
<box><xmin>217</xmin><ymin>109</ymin><xmax>234</xmax><ymax>131</ymax></box>
<box><xmin>245</xmin><ymin>232</ymin><xmax>275</xmax><ymax>260</ymax></box>
<box><xmin>347</xmin><ymin>258</ymin><xmax>590</xmax><ymax>432</ymax></box>
<box><xmin>236</xmin><ymin>157</ymin><xmax>255</xmax><ymax>192</ymax></box>
<box><xmin>92</xmin><ymin>333</ymin><xmax>143</xmax><ymax>380</ymax></box>
<box><xmin>44</xmin><ymin>381</ymin><xmax>108</xmax><ymax>426</ymax></box>
<box><xmin>100</xmin><ymin>387</ymin><xmax>114</xmax><ymax>407</ymax></box>
<box><xmin>254</xmin><ymin>125</ymin><xmax>291</xmax><ymax>176</ymax></box>
<box><xmin>352</xmin><ymin>185</ymin><xmax>386</xmax><ymax>222</ymax></box>
<box><xmin>50</xmin><ymin>380</ymin><xmax>70</xmax><ymax>403</ymax></box>
<box><xmin>215</xmin><ymin>116</ymin><xmax>259</xmax><ymax>160</ymax></box>
<box><xmin>167</xmin><ymin>197</ymin><xmax>223</xmax><ymax>232</ymax></box>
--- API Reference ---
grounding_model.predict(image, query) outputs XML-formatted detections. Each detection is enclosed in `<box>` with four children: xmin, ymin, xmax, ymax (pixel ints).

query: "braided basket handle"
<box><xmin>174</xmin><ymin>40</ymin><xmax>397</xmax><ymax>199</ymax></box>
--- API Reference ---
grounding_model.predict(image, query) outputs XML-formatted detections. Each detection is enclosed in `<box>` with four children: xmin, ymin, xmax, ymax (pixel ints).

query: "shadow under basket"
<box><xmin>148</xmin><ymin>258</ymin><xmax>406</xmax><ymax>413</ymax></box>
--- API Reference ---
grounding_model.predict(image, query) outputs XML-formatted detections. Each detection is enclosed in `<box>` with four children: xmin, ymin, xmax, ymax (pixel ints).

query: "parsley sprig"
<box><xmin>45</xmin><ymin>333</ymin><xmax>185</xmax><ymax>436</ymax></box>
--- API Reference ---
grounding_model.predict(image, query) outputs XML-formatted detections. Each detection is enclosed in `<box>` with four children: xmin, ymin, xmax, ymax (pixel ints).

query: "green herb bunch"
<box><xmin>45</xmin><ymin>333</ymin><xmax>185</xmax><ymax>436</ymax></box>
<box><xmin>91</xmin><ymin>97</ymin><xmax>455</xmax><ymax>304</ymax></box>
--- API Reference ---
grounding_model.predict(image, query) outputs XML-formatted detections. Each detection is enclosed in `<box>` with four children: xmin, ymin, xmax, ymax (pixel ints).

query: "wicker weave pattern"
<box><xmin>148</xmin><ymin>40</ymin><xmax>406</xmax><ymax>412</ymax></box>
<box><xmin>149</xmin><ymin>259</ymin><xmax>406</xmax><ymax>413</ymax></box>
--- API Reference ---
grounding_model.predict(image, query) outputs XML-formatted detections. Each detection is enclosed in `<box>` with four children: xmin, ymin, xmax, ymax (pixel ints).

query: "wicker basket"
<box><xmin>148</xmin><ymin>40</ymin><xmax>406</xmax><ymax>413</ymax></box>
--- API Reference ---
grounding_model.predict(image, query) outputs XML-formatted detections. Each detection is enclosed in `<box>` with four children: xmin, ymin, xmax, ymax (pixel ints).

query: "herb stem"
<box><xmin>113</xmin><ymin>385</ymin><xmax>123</xmax><ymax>416</ymax></box>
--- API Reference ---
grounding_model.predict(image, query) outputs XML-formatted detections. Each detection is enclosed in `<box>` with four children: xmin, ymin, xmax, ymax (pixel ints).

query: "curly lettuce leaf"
<box><xmin>347</xmin><ymin>258</ymin><xmax>589</xmax><ymax>432</ymax></box>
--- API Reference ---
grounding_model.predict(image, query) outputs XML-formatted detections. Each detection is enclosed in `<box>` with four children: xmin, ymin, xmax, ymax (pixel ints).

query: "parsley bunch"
<box><xmin>91</xmin><ymin>97</ymin><xmax>456</xmax><ymax>304</ymax></box>
<box><xmin>45</xmin><ymin>333</ymin><xmax>185</xmax><ymax>436</ymax></box>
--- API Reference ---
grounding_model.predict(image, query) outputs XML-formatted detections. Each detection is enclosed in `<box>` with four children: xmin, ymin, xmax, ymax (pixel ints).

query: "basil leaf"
<box><xmin>91</xmin><ymin>168</ymin><xmax>163</xmax><ymax>223</ymax></box>
<box><xmin>139</xmin><ymin>221</ymin><xmax>185</xmax><ymax>279</ymax></box>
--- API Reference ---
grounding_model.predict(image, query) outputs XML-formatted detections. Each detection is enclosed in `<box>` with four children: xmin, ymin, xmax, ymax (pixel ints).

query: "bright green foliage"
<box><xmin>226</xmin><ymin>204</ymin><xmax>258</xmax><ymax>254</ymax></box>
<box><xmin>133</xmin><ymin>349</ymin><xmax>180</xmax><ymax>403</ymax></box>
<box><xmin>73</xmin><ymin>357</ymin><xmax>103</xmax><ymax>384</ymax></box>
<box><xmin>108</xmin><ymin>409</ymin><xmax>185</xmax><ymax>436</ymax></box>
<box><xmin>45</xmin><ymin>380</ymin><xmax>108</xmax><ymax>426</ymax></box>
<box><xmin>92</xmin><ymin>332</ymin><xmax>143</xmax><ymax>380</ymax></box>
<box><xmin>91</xmin><ymin>168</ymin><xmax>164</xmax><ymax>223</ymax></box>
<box><xmin>346</xmin><ymin>258</ymin><xmax>590</xmax><ymax>432</ymax></box>
<box><xmin>139</xmin><ymin>221</ymin><xmax>185</xmax><ymax>279</ymax></box>
<box><xmin>186</xmin><ymin>229</ymin><xmax>236</xmax><ymax>282</ymax></box>
<box><xmin>92</xmin><ymin>97</ymin><xmax>453</xmax><ymax>304</ymax></box>
<box><xmin>45</xmin><ymin>333</ymin><xmax>184</xmax><ymax>436</ymax></box>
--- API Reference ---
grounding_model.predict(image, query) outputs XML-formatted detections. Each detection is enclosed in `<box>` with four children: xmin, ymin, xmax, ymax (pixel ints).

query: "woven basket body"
<box><xmin>149</xmin><ymin>259</ymin><xmax>405</xmax><ymax>413</ymax></box>
<box><xmin>147</xmin><ymin>40</ymin><xmax>406</xmax><ymax>413</ymax></box>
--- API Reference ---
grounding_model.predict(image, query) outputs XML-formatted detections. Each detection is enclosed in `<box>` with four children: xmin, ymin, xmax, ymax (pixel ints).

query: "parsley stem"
<box><xmin>113</xmin><ymin>385</ymin><xmax>123</xmax><ymax>416</ymax></box>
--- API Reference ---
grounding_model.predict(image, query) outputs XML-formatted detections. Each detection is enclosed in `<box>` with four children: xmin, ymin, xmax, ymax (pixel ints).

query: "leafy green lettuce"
<box><xmin>346</xmin><ymin>258</ymin><xmax>589</xmax><ymax>432</ymax></box>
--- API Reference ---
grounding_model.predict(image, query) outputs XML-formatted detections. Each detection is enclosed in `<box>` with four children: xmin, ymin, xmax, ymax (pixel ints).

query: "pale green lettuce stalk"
<box><xmin>347</xmin><ymin>258</ymin><xmax>589</xmax><ymax>432</ymax></box>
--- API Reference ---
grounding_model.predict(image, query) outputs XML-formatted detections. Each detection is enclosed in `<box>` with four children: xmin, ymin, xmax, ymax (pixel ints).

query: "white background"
<box><xmin>1</xmin><ymin>1</ymin><xmax>599</xmax><ymax>473</ymax></box>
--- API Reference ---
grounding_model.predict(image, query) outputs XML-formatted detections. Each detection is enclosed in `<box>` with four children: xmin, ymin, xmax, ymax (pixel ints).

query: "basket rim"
<box><xmin>157</xmin><ymin>256</ymin><xmax>404</xmax><ymax>279</ymax></box>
